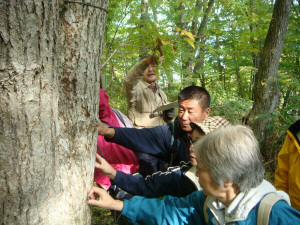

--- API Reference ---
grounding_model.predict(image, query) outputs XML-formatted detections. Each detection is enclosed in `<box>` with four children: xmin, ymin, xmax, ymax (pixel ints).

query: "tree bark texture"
<box><xmin>0</xmin><ymin>0</ymin><xmax>108</xmax><ymax>224</ymax></box>
<box><xmin>247</xmin><ymin>0</ymin><xmax>291</xmax><ymax>158</ymax></box>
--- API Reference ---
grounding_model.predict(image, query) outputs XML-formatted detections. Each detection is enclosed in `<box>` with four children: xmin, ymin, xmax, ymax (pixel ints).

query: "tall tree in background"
<box><xmin>140</xmin><ymin>0</ymin><xmax>150</xmax><ymax>56</ymax></box>
<box><xmin>0</xmin><ymin>1</ymin><xmax>108</xmax><ymax>224</ymax></box>
<box><xmin>247</xmin><ymin>0</ymin><xmax>291</xmax><ymax>160</ymax></box>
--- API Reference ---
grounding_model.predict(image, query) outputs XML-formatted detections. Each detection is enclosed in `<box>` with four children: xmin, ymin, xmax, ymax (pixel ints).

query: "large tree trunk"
<box><xmin>0</xmin><ymin>1</ymin><xmax>109</xmax><ymax>224</ymax></box>
<box><xmin>247</xmin><ymin>0</ymin><xmax>291</xmax><ymax>159</ymax></box>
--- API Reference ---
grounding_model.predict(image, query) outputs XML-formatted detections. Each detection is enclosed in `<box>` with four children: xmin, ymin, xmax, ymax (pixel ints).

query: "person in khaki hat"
<box><xmin>94</xmin><ymin>116</ymin><xmax>230</xmax><ymax>198</ymax></box>
<box><xmin>124</xmin><ymin>54</ymin><xmax>173</xmax><ymax>129</ymax></box>
<box><xmin>124</xmin><ymin>54</ymin><xmax>177</xmax><ymax>177</ymax></box>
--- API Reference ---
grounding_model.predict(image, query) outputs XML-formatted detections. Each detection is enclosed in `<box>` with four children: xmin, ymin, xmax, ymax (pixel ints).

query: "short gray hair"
<box><xmin>194</xmin><ymin>125</ymin><xmax>264</xmax><ymax>193</ymax></box>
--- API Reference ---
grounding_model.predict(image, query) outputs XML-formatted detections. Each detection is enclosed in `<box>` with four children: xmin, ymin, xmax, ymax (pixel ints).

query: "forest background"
<box><xmin>0</xmin><ymin>0</ymin><xmax>298</xmax><ymax>224</ymax></box>
<box><xmin>93</xmin><ymin>0</ymin><xmax>299</xmax><ymax>223</ymax></box>
<box><xmin>102</xmin><ymin>0</ymin><xmax>299</xmax><ymax>175</ymax></box>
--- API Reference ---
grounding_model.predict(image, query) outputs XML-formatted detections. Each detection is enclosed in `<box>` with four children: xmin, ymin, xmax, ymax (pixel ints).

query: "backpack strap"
<box><xmin>97</xmin><ymin>144</ymin><xmax>106</xmax><ymax>160</ymax></box>
<box><xmin>203</xmin><ymin>196</ymin><xmax>211</xmax><ymax>223</ymax></box>
<box><xmin>112</xmin><ymin>108</ymin><xmax>127</xmax><ymax>127</ymax></box>
<box><xmin>257</xmin><ymin>193</ymin><xmax>284</xmax><ymax>225</ymax></box>
<box><xmin>167</xmin><ymin>120</ymin><xmax>179</xmax><ymax>167</ymax></box>
<box><xmin>167</xmin><ymin>118</ymin><xmax>191</xmax><ymax>167</ymax></box>
<box><xmin>203</xmin><ymin>193</ymin><xmax>283</xmax><ymax>225</ymax></box>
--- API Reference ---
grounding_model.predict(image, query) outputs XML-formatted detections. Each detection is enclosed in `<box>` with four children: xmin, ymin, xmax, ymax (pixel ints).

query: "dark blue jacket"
<box><xmin>112</xmin><ymin>161</ymin><xmax>200</xmax><ymax>198</ymax></box>
<box><xmin>106</xmin><ymin>118</ymin><xmax>191</xmax><ymax>168</ymax></box>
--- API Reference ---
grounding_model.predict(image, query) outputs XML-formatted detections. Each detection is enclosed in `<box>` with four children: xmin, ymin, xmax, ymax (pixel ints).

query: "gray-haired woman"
<box><xmin>88</xmin><ymin>125</ymin><xmax>300</xmax><ymax>225</ymax></box>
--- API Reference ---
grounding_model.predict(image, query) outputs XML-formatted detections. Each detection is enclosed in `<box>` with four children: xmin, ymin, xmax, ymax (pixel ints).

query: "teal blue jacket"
<box><xmin>121</xmin><ymin>190</ymin><xmax>300</xmax><ymax>225</ymax></box>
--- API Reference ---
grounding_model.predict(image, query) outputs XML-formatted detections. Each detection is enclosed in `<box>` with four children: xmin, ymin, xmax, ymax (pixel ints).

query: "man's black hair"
<box><xmin>178</xmin><ymin>86</ymin><xmax>210</xmax><ymax>109</ymax></box>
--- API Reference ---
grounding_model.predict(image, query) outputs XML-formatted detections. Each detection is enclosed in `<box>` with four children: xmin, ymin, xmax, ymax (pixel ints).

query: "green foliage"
<box><xmin>208</xmin><ymin>84</ymin><xmax>253</xmax><ymax>124</ymax></box>
<box><xmin>96</xmin><ymin>0</ymin><xmax>299</xmax><ymax>199</ymax></box>
<box><xmin>92</xmin><ymin>2</ymin><xmax>300</xmax><ymax>223</ymax></box>
<box><xmin>102</xmin><ymin>0</ymin><xmax>299</xmax><ymax>125</ymax></box>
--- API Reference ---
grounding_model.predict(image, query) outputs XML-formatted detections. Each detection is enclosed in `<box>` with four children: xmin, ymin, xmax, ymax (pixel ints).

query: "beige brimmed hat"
<box><xmin>190</xmin><ymin>116</ymin><xmax>231</xmax><ymax>134</ymax></box>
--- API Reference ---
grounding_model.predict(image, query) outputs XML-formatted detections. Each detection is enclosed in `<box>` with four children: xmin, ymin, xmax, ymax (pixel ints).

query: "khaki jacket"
<box><xmin>124</xmin><ymin>61</ymin><xmax>168</xmax><ymax>128</ymax></box>
<box><xmin>275</xmin><ymin>120</ymin><xmax>300</xmax><ymax>211</ymax></box>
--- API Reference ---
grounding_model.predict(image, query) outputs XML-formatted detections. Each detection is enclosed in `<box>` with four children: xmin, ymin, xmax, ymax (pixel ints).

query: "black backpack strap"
<box><xmin>97</xmin><ymin>144</ymin><xmax>106</xmax><ymax>160</ymax></box>
<box><xmin>167</xmin><ymin>118</ymin><xmax>181</xmax><ymax>166</ymax></box>
<box><xmin>112</xmin><ymin>108</ymin><xmax>127</xmax><ymax>127</ymax></box>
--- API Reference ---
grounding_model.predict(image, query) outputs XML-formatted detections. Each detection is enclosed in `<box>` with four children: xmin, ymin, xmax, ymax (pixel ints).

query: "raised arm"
<box><xmin>124</xmin><ymin>54</ymin><xmax>159</xmax><ymax>100</ymax></box>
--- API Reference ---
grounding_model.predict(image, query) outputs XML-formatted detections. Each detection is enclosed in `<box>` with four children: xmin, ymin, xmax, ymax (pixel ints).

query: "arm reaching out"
<box><xmin>87</xmin><ymin>187</ymin><xmax>124</xmax><ymax>211</ymax></box>
<box><xmin>95</xmin><ymin>154</ymin><xmax>117</xmax><ymax>180</ymax></box>
<box><xmin>124</xmin><ymin>54</ymin><xmax>159</xmax><ymax>101</ymax></box>
<box><xmin>98</xmin><ymin>120</ymin><xmax>115</xmax><ymax>138</ymax></box>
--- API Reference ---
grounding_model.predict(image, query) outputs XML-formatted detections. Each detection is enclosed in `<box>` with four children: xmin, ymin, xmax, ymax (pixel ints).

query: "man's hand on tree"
<box><xmin>87</xmin><ymin>187</ymin><xmax>124</xmax><ymax>211</ymax></box>
<box><xmin>98</xmin><ymin>120</ymin><xmax>116</xmax><ymax>139</ymax></box>
<box><xmin>95</xmin><ymin>153</ymin><xmax>117</xmax><ymax>180</ymax></box>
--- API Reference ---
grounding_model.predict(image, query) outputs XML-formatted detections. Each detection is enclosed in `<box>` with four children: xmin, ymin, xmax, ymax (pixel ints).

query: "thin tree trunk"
<box><xmin>247</xmin><ymin>0</ymin><xmax>291</xmax><ymax>160</ymax></box>
<box><xmin>249</xmin><ymin>0</ymin><xmax>261</xmax><ymax>101</ymax></box>
<box><xmin>0</xmin><ymin>1</ymin><xmax>109</xmax><ymax>224</ymax></box>
<box><xmin>235</xmin><ymin>67</ymin><xmax>244</xmax><ymax>97</ymax></box>
<box><xmin>139</xmin><ymin>0</ymin><xmax>150</xmax><ymax>56</ymax></box>
<box><xmin>216</xmin><ymin>33</ymin><xmax>223</xmax><ymax>82</ymax></box>
<box><xmin>193</xmin><ymin>38</ymin><xmax>206</xmax><ymax>87</ymax></box>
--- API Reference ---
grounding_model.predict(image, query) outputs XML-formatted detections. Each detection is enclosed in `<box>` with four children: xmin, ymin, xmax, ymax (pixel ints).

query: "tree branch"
<box><xmin>101</xmin><ymin>39</ymin><xmax>143</xmax><ymax>69</ymax></box>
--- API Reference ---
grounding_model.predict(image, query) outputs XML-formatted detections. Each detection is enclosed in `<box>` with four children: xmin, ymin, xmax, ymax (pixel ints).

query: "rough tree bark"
<box><xmin>0</xmin><ymin>0</ymin><xmax>108</xmax><ymax>224</ymax></box>
<box><xmin>247</xmin><ymin>0</ymin><xmax>291</xmax><ymax>159</ymax></box>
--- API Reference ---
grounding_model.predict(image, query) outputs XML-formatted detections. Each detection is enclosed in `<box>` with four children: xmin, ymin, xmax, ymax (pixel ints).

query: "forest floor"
<box><xmin>90</xmin><ymin>182</ymin><xmax>118</xmax><ymax>225</ymax></box>
<box><xmin>91</xmin><ymin>205</ymin><xmax>116</xmax><ymax>225</ymax></box>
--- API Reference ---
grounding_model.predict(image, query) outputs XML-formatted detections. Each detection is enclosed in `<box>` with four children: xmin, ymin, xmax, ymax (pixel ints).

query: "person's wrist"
<box><xmin>110</xmin><ymin>199</ymin><xmax>124</xmax><ymax>211</ymax></box>
<box><xmin>110</xmin><ymin>169</ymin><xmax>117</xmax><ymax>180</ymax></box>
<box><xmin>106</xmin><ymin>127</ymin><xmax>115</xmax><ymax>139</ymax></box>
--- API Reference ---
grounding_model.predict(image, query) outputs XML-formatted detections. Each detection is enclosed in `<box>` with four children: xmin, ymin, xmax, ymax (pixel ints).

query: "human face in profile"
<box><xmin>178</xmin><ymin>99</ymin><xmax>210</xmax><ymax>132</ymax></box>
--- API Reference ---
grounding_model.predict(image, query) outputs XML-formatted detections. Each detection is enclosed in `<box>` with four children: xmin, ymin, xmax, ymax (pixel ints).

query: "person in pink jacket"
<box><xmin>94</xmin><ymin>89</ymin><xmax>139</xmax><ymax>190</ymax></box>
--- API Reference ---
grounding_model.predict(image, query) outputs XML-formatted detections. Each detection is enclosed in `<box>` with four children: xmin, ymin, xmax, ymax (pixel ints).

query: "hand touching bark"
<box><xmin>88</xmin><ymin>187</ymin><xmax>124</xmax><ymax>211</ymax></box>
<box><xmin>95</xmin><ymin>153</ymin><xmax>117</xmax><ymax>180</ymax></box>
<box><xmin>98</xmin><ymin>120</ymin><xmax>115</xmax><ymax>138</ymax></box>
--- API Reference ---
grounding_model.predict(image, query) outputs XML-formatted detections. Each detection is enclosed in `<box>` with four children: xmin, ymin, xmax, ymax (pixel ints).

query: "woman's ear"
<box><xmin>224</xmin><ymin>182</ymin><xmax>240</xmax><ymax>194</ymax></box>
<box><xmin>223</xmin><ymin>181</ymin><xmax>234</xmax><ymax>188</ymax></box>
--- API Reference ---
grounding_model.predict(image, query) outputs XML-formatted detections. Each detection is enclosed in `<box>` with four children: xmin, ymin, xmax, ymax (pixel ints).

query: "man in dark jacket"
<box><xmin>98</xmin><ymin>85</ymin><xmax>211</xmax><ymax>173</ymax></box>
<box><xmin>96</xmin><ymin>116</ymin><xmax>230</xmax><ymax>198</ymax></box>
